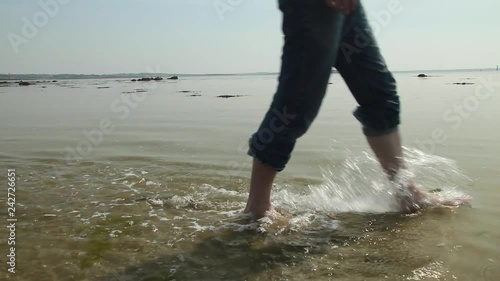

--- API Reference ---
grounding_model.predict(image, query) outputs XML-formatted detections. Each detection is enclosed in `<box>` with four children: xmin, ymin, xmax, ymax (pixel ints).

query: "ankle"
<box><xmin>243</xmin><ymin>202</ymin><xmax>272</xmax><ymax>217</ymax></box>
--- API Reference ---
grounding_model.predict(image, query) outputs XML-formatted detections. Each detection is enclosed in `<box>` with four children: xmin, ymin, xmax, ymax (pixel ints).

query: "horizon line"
<box><xmin>0</xmin><ymin>67</ymin><xmax>498</xmax><ymax>77</ymax></box>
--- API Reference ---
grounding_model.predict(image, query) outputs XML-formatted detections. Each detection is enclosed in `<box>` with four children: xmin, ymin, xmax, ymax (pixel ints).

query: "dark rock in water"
<box><xmin>138</xmin><ymin>77</ymin><xmax>152</xmax><ymax>81</ymax></box>
<box><xmin>154</xmin><ymin>76</ymin><xmax>163</xmax><ymax>81</ymax></box>
<box><xmin>417</xmin><ymin>74</ymin><xmax>428</xmax><ymax>78</ymax></box>
<box><xmin>177</xmin><ymin>90</ymin><xmax>197</xmax><ymax>93</ymax></box>
<box><xmin>97</xmin><ymin>86</ymin><xmax>111</xmax><ymax>89</ymax></box>
<box><xmin>52</xmin><ymin>80</ymin><xmax>57</xmax><ymax>82</ymax></box>
<box><xmin>19</xmin><ymin>81</ymin><xmax>31</xmax><ymax>86</ymax></box>
<box><xmin>217</xmin><ymin>95</ymin><xmax>244</xmax><ymax>98</ymax></box>
<box><xmin>167</xmin><ymin>76</ymin><xmax>178</xmax><ymax>80</ymax></box>
<box><xmin>453</xmin><ymin>82</ymin><xmax>474</xmax><ymax>85</ymax></box>
<box><xmin>131</xmin><ymin>79</ymin><xmax>137</xmax><ymax>82</ymax></box>
<box><xmin>188</xmin><ymin>94</ymin><xmax>201</xmax><ymax>97</ymax></box>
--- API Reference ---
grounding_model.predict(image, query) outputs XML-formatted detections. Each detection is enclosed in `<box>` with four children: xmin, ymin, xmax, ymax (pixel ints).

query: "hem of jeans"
<box><xmin>247</xmin><ymin>149</ymin><xmax>285</xmax><ymax>172</ymax></box>
<box><xmin>362</xmin><ymin>126</ymin><xmax>399</xmax><ymax>137</ymax></box>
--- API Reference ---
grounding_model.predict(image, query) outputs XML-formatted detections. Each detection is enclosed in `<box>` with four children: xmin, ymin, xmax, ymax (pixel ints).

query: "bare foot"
<box><xmin>396</xmin><ymin>185</ymin><xmax>426</xmax><ymax>213</ymax></box>
<box><xmin>397</xmin><ymin>183</ymin><xmax>470</xmax><ymax>213</ymax></box>
<box><xmin>243</xmin><ymin>204</ymin><xmax>274</xmax><ymax>220</ymax></box>
<box><xmin>396</xmin><ymin>182</ymin><xmax>443</xmax><ymax>213</ymax></box>
<box><xmin>435</xmin><ymin>196</ymin><xmax>471</xmax><ymax>207</ymax></box>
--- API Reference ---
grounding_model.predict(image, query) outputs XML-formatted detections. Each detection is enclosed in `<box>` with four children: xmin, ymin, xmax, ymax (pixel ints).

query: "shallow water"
<box><xmin>0</xmin><ymin>71</ymin><xmax>499</xmax><ymax>280</ymax></box>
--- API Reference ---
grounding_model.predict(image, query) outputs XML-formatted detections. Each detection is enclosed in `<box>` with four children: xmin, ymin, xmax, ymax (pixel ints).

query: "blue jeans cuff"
<box><xmin>362</xmin><ymin>126</ymin><xmax>399</xmax><ymax>137</ymax></box>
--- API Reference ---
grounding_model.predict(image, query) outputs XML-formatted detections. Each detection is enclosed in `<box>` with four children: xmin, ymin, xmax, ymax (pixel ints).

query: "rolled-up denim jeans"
<box><xmin>248</xmin><ymin>0</ymin><xmax>400</xmax><ymax>171</ymax></box>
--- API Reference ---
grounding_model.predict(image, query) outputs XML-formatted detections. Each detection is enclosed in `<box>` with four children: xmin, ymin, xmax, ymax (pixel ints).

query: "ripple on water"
<box><xmin>11</xmin><ymin>147</ymin><xmax>474</xmax><ymax>280</ymax></box>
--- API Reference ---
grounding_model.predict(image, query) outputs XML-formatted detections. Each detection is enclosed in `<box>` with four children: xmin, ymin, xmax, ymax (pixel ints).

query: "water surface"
<box><xmin>0</xmin><ymin>71</ymin><xmax>498</xmax><ymax>280</ymax></box>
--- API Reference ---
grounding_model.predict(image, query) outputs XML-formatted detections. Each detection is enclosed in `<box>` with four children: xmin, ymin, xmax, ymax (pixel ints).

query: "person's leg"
<box><xmin>366</xmin><ymin>131</ymin><xmax>433</xmax><ymax>211</ymax></box>
<box><xmin>366</xmin><ymin>131</ymin><xmax>403</xmax><ymax>181</ymax></box>
<box><xmin>244</xmin><ymin>0</ymin><xmax>345</xmax><ymax>218</ymax></box>
<box><xmin>334</xmin><ymin>4</ymin><xmax>429</xmax><ymax>212</ymax></box>
<box><xmin>243</xmin><ymin>158</ymin><xmax>277</xmax><ymax>216</ymax></box>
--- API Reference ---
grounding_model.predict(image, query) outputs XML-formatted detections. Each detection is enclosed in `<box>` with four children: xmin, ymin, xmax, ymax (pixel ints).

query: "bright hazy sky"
<box><xmin>1</xmin><ymin>0</ymin><xmax>499</xmax><ymax>74</ymax></box>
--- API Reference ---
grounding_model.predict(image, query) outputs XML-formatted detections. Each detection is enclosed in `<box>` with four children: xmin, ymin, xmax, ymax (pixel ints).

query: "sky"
<box><xmin>1</xmin><ymin>0</ymin><xmax>499</xmax><ymax>74</ymax></box>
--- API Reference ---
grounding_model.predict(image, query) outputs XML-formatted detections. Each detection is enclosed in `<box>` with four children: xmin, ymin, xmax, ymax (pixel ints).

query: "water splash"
<box><xmin>107</xmin><ymin>147</ymin><xmax>472</xmax><ymax>235</ymax></box>
<box><xmin>273</xmin><ymin>147</ymin><xmax>472</xmax><ymax>215</ymax></box>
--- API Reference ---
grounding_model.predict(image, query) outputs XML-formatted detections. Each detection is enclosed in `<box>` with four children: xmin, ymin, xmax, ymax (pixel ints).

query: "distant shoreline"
<box><xmin>0</xmin><ymin>68</ymin><xmax>497</xmax><ymax>81</ymax></box>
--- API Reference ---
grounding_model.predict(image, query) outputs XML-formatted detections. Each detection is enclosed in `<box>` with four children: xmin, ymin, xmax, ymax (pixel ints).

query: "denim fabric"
<box><xmin>248</xmin><ymin>0</ymin><xmax>400</xmax><ymax>171</ymax></box>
